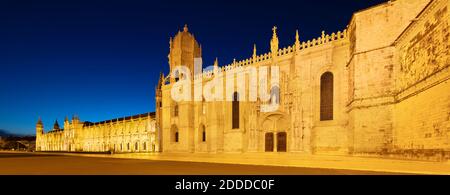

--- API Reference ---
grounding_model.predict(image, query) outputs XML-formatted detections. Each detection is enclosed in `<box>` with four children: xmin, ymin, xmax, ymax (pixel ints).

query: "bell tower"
<box><xmin>36</xmin><ymin>117</ymin><xmax>44</xmax><ymax>151</ymax></box>
<box><xmin>168</xmin><ymin>25</ymin><xmax>202</xmax><ymax>83</ymax></box>
<box><xmin>36</xmin><ymin>117</ymin><xmax>44</xmax><ymax>135</ymax></box>
<box><xmin>155</xmin><ymin>72</ymin><xmax>164</xmax><ymax>152</ymax></box>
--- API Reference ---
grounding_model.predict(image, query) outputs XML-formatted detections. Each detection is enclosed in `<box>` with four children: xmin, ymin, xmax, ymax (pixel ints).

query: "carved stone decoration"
<box><xmin>398</xmin><ymin>7</ymin><xmax>449</xmax><ymax>90</ymax></box>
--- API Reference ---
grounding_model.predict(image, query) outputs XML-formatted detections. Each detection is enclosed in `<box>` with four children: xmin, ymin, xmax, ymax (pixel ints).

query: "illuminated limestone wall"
<box><xmin>36</xmin><ymin>0</ymin><xmax>449</xmax><ymax>157</ymax></box>
<box><xmin>160</xmin><ymin>0</ymin><xmax>447</xmax><ymax>156</ymax></box>
<box><xmin>300</xmin><ymin>31</ymin><xmax>350</xmax><ymax>154</ymax></box>
<box><xmin>346</xmin><ymin>0</ymin><xmax>433</xmax><ymax>153</ymax></box>
<box><xmin>36</xmin><ymin>113</ymin><xmax>159</xmax><ymax>153</ymax></box>
<box><xmin>161</xmin><ymin>23</ymin><xmax>351</xmax><ymax>154</ymax></box>
<box><xmin>393</xmin><ymin>0</ymin><xmax>450</xmax><ymax>152</ymax></box>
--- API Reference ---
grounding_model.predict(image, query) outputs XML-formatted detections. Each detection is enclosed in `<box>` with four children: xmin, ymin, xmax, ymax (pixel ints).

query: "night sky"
<box><xmin>0</xmin><ymin>0</ymin><xmax>386</xmax><ymax>135</ymax></box>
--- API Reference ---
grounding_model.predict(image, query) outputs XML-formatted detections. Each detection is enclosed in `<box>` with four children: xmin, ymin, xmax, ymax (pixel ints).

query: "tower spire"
<box><xmin>270</xmin><ymin>26</ymin><xmax>279</xmax><ymax>57</ymax></box>
<box><xmin>214</xmin><ymin>57</ymin><xmax>219</xmax><ymax>71</ymax></box>
<box><xmin>53</xmin><ymin>119</ymin><xmax>60</xmax><ymax>130</ymax></box>
<box><xmin>295</xmin><ymin>30</ymin><xmax>300</xmax><ymax>51</ymax></box>
<box><xmin>157</xmin><ymin>72</ymin><xmax>164</xmax><ymax>88</ymax></box>
<box><xmin>36</xmin><ymin>117</ymin><xmax>44</xmax><ymax>136</ymax></box>
<box><xmin>169</xmin><ymin>24</ymin><xmax>201</xmax><ymax>82</ymax></box>
<box><xmin>156</xmin><ymin>72</ymin><xmax>164</xmax><ymax>97</ymax></box>
<box><xmin>321</xmin><ymin>31</ymin><xmax>326</xmax><ymax>43</ymax></box>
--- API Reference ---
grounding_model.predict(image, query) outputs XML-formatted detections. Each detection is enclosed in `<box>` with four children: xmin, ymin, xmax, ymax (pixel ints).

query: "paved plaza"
<box><xmin>0</xmin><ymin>152</ymin><xmax>399</xmax><ymax>175</ymax></box>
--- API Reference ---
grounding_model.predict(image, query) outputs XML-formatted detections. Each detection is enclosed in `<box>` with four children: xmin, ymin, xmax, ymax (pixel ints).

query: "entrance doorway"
<box><xmin>277</xmin><ymin>132</ymin><xmax>287</xmax><ymax>152</ymax></box>
<box><xmin>265</xmin><ymin>133</ymin><xmax>274</xmax><ymax>152</ymax></box>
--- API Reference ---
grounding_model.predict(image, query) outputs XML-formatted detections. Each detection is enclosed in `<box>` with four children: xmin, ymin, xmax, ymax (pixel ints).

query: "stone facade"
<box><xmin>36</xmin><ymin>113</ymin><xmax>159</xmax><ymax>153</ymax></box>
<box><xmin>36</xmin><ymin>0</ymin><xmax>450</xmax><ymax>158</ymax></box>
<box><xmin>393</xmin><ymin>0</ymin><xmax>450</xmax><ymax>156</ymax></box>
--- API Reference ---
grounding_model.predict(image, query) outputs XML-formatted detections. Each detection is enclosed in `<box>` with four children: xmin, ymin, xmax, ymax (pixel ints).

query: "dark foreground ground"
<box><xmin>0</xmin><ymin>152</ymin><xmax>395</xmax><ymax>175</ymax></box>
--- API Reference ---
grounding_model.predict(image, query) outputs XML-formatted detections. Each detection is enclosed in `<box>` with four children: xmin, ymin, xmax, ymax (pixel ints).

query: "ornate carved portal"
<box><xmin>261</xmin><ymin>113</ymin><xmax>290</xmax><ymax>152</ymax></box>
<box><xmin>264</xmin><ymin>132</ymin><xmax>287</xmax><ymax>152</ymax></box>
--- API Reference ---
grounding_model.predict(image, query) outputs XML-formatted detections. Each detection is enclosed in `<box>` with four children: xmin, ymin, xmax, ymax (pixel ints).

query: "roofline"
<box><xmin>393</xmin><ymin>0</ymin><xmax>435</xmax><ymax>44</ymax></box>
<box><xmin>347</xmin><ymin>1</ymin><xmax>392</xmax><ymax>28</ymax></box>
<box><xmin>84</xmin><ymin>112</ymin><xmax>156</xmax><ymax>126</ymax></box>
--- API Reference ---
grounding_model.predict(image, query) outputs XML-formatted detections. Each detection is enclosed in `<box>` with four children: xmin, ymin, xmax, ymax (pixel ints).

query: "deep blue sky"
<box><xmin>0</xmin><ymin>0</ymin><xmax>386</xmax><ymax>135</ymax></box>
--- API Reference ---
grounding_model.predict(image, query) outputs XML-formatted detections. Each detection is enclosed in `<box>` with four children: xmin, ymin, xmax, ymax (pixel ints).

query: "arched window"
<box><xmin>174</xmin><ymin>103</ymin><xmax>179</xmax><ymax>117</ymax></box>
<box><xmin>200</xmin><ymin>125</ymin><xmax>206</xmax><ymax>142</ymax></box>
<box><xmin>232</xmin><ymin>92</ymin><xmax>239</xmax><ymax>129</ymax></box>
<box><xmin>202</xmin><ymin>96</ymin><xmax>206</xmax><ymax>115</ymax></box>
<box><xmin>320</xmin><ymin>72</ymin><xmax>334</xmax><ymax>121</ymax></box>
<box><xmin>135</xmin><ymin>142</ymin><xmax>138</xmax><ymax>151</ymax></box>
<box><xmin>171</xmin><ymin>125</ymin><xmax>179</xmax><ymax>143</ymax></box>
<box><xmin>143</xmin><ymin>142</ymin><xmax>147</xmax><ymax>151</ymax></box>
